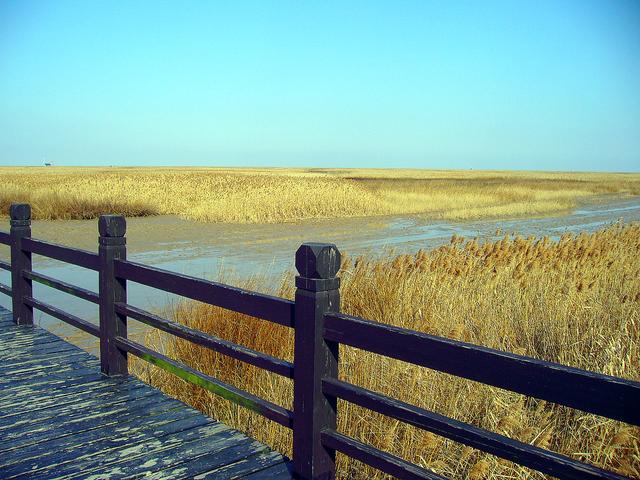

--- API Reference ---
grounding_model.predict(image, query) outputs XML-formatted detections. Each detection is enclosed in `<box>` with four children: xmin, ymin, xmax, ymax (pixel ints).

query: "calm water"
<box><xmin>1</xmin><ymin>196</ymin><xmax>638</xmax><ymax>353</ymax></box>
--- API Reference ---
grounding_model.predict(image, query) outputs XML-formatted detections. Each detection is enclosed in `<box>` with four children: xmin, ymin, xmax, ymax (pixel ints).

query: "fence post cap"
<box><xmin>10</xmin><ymin>203</ymin><xmax>31</xmax><ymax>221</ymax></box>
<box><xmin>296</xmin><ymin>242</ymin><xmax>341</xmax><ymax>279</ymax></box>
<box><xmin>98</xmin><ymin>215</ymin><xmax>126</xmax><ymax>237</ymax></box>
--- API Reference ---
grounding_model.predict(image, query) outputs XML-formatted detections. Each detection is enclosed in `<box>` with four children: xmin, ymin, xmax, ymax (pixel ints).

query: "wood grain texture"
<box><xmin>292</xmin><ymin>242</ymin><xmax>341</xmax><ymax>480</ymax></box>
<box><xmin>21</xmin><ymin>237</ymin><xmax>99</xmax><ymax>270</ymax></box>
<box><xmin>323</xmin><ymin>378</ymin><xmax>630</xmax><ymax>480</ymax></box>
<box><xmin>114</xmin><ymin>258</ymin><xmax>295</xmax><ymax>327</ymax></box>
<box><xmin>116</xmin><ymin>302</ymin><xmax>293</xmax><ymax>378</ymax></box>
<box><xmin>10</xmin><ymin>204</ymin><xmax>32</xmax><ymax>325</ymax></box>
<box><xmin>321</xmin><ymin>430</ymin><xmax>445</xmax><ymax>480</ymax></box>
<box><xmin>324</xmin><ymin>312</ymin><xmax>640</xmax><ymax>426</ymax></box>
<box><xmin>0</xmin><ymin>306</ymin><xmax>292</xmax><ymax>479</ymax></box>
<box><xmin>99</xmin><ymin>215</ymin><xmax>128</xmax><ymax>376</ymax></box>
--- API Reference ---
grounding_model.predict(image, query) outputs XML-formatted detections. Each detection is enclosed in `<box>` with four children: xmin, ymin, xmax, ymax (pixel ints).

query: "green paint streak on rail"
<box><xmin>31</xmin><ymin>275</ymin><xmax>75</xmax><ymax>295</ymax></box>
<box><xmin>136</xmin><ymin>350</ymin><xmax>265</xmax><ymax>416</ymax></box>
<box><xmin>29</xmin><ymin>274</ymin><xmax>96</xmax><ymax>302</ymax></box>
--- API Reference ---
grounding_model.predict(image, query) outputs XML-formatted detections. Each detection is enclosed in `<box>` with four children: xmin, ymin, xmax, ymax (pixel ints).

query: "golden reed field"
<box><xmin>1</xmin><ymin>166</ymin><xmax>640</xmax><ymax>223</ymax></box>
<box><xmin>133</xmin><ymin>223</ymin><xmax>640</xmax><ymax>479</ymax></box>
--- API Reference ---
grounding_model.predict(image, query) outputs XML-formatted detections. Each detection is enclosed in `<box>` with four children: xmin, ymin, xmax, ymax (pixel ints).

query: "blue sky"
<box><xmin>1</xmin><ymin>1</ymin><xmax>639</xmax><ymax>171</ymax></box>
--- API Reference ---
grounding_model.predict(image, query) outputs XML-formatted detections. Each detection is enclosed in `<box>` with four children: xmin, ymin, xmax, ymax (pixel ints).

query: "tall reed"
<box><xmin>134</xmin><ymin>223</ymin><xmax>639</xmax><ymax>478</ymax></box>
<box><xmin>2</xmin><ymin>167</ymin><xmax>639</xmax><ymax>223</ymax></box>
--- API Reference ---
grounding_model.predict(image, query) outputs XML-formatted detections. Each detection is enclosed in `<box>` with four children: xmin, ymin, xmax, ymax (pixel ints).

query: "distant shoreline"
<box><xmin>2</xmin><ymin>166</ymin><xmax>639</xmax><ymax>224</ymax></box>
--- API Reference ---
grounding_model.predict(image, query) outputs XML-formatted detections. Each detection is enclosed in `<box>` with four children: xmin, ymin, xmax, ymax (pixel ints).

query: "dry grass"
<box><xmin>133</xmin><ymin>222</ymin><xmax>640</xmax><ymax>479</ymax></box>
<box><xmin>1</xmin><ymin>166</ymin><xmax>639</xmax><ymax>223</ymax></box>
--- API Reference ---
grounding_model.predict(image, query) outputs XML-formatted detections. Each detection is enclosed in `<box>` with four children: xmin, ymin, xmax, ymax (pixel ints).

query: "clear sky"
<box><xmin>1</xmin><ymin>1</ymin><xmax>639</xmax><ymax>171</ymax></box>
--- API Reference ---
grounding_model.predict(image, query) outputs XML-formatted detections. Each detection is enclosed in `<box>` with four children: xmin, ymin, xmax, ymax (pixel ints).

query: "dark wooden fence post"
<box><xmin>293</xmin><ymin>242</ymin><xmax>341</xmax><ymax>480</ymax></box>
<box><xmin>10</xmin><ymin>203</ymin><xmax>33</xmax><ymax>326</ymax></box>
<box><xmin>99</xmin><ymin>215</ymin><xmax>128</xmax><ymax>376</ymax></box>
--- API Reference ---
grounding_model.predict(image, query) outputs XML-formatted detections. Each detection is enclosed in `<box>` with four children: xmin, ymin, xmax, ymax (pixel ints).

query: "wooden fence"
<box><xmin>0</xmin><ymin>202</ymin><xmax>638</xmax><ymax>480</ymax></box>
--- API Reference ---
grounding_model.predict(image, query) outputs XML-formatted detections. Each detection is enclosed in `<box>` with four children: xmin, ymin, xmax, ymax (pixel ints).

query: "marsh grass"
<box><xmin>2</xmin><ymin>167</ymin><xmax>639</xmax><ymax>223</ymax></box>
<box><xmin>132</xmin><ymin>222</ymin><xmax>640</xmax><ymax>479</ymax></box>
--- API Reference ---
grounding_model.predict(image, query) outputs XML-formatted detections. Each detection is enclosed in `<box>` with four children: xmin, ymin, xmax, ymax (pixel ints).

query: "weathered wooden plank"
<box><xmin>0</xmin><ymin>364</ymin><xmax>101</xmax><ymax>388</ymax></box>
<box><xmin>0</xmin><ymin>336</ymin><xmax>92</xmax><ymax>358</ymax></box>
<box><xmin>132</xmin><ymin>438</ymin><xmax>269</xmax><ymax>480</ymax></box>
<box><xmin>0</xmin><ymin>303</ymin><xmax>291</xmax><ymax>480</ymax></box>
<box><xmin>0</xmin><ymin>349</ymin><xmax>92</xmax><ymax>372</ymax></box>
<box><xmin>325</xmin><ymin>312</ymin><xmax>640</xmax><ymax>426</ymax></box>
<box><xmin>0</xmin><ymin>374</ymin><xmax>115</xmax><ymax>409</ymax></box>
<box><xmin>0</xmin><ymin>345</ymin><xmax>90</xmax><ymax>363</ymax></box>
<box><xmin>0</xmin><ymin>358</ymin><xmax>99</xmax><ymax>384</ymax></box>
<box><xmin>0</xmin><ymin>408</ymin><xmax>211</xmax><ymax>475</ymax></box>
<box><xmin>0</xmin><ymin>338</ymin><xmax>80</xmax><ymax>357</ymax></box>
<box><xmin>0</xmin><ymin>384</ymin><xmax>157</xmax><ymax>427</ymax></box>
<box><xmin>0</xmin><ymin>328</ymin><xmax>88</xmax><ymax>346</ymax></box>
<box><xmin>114</xmin><ymin>259</ymin><xmax>294</xmax><ymax>327</ymax></box>
<box><xmin>0</xmin><ymin>367</ymin><xmax>101</xmax><ymax>391</ymax></box>
<box><xmin>0</xmin><ymin>282</ymin><xmax>10</xmax><ymax>297</ymax></box>
<box><xmin>0</xmin><ymin>381</ymin><xmax>154</xmax><ymax>424</ymax></box>
<box><xmin>0</xmin><ymin>366</ymin><xmax>102</xmax><ymax>392</ymax></box>
<box><xmin>25</xmin><ymin>422</ymin><xmax>232</xmax><ymax>479</ymax></box>
<box><xmin>242</xmin><ymin>461</ymin><xmax>295</xmax><ymax>479</ymax></box>
<box><xmin>0</xmin><ymin>331</ymin><xmax>68</xmax><ymax>348</ymax></box>
<box><xmin>192</xmin><ymin>450</ymin><xmax>289</xmax><ymax>479</ymax></box>
<box><xmin>0</xmin><ymin>372</ymin><xmax>105</xmax><ymax>398</ymax></box>
<box><xmin>0</xmin><ymin>327</ymin><xmax>65</xmax><ymax>343</ymax></box>
<box><xmin>0</xmin><ymin>259</ymin><xmax>10</xmax><ymax>271</ymax></box>
<box><xmin>0</xmin><ymin>341</ymin><xmax>91</xmax><ymax>362</ymax></box>
<box><xmin>21</xmin><ymin>237</ymin><xmax>99</xmax><ymax>270</ymax></box>
<box><xmin>0</xmin><ymin>332</ymin><xmax>94</xmax><ymax>359</ymax></box>
<box><xmin>0</xmin><ymin>376</ymin><xmax>147</xmax><ymax>416</ymax></box>
<box><xmin>0</xmin><ymin>230</ymin><xmax>9</xmax><ymax>245</ymax></box>
<box><xmin>70</xmin><ymin>431</ymin><xmax>251</xmax><ymax>480</ymax></box>
<box><xmin>0</xmin><ymin>394</ymin><xmax>187</xmax><ymax>454</ymax></box>
<box><xmin>117</xmin><ymin>302</ymin><xmax>294</xmax><ymax>378</ymax></box>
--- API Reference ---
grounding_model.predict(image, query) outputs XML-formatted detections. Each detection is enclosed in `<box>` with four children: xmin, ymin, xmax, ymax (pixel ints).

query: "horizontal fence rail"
<box><xmin>24</xmin><ymin>270</ymin><xmax>99</xmax><ymax>304</ymax></box>
<box><xmin>322</xmin><ymin>379</ymin><xmax>628</xmax><ymax>480</ymax></box>
<box><xmin>115</xmin><ymin>302</ymin><xmax>294</xmax><ymax>378</ymax></box>
<box><xmin>115</xmin><ymin>335</ymin><xmax>294</xmax><ymax>428</ymax></box>
<box><xmin>22</xmin><ymin>237</ymin><xmax>99</xmax><ymax>270</ymax></box>
<box><xmin>24</xmin><ymin>296</ymin><xmax>100</xmax><ymax>337</ymax></box>
<box><xmin>321</xmin><ymin>430</ymin><xmax>445</xmax><ymax>480</ymax></box>
<box><xmin>114</xmin><ymin>259</ymin><xmax>295</xmax><ymax>327</ymax></box>
<box><xmin>325</xmin><ymin>312</ymin><xmax>640</xmax><ymax>426</ymax></box>
<box><xmin>2</xmin><ymin>203</ymin><xmax>637</xmax><ymax>480</ymax></box>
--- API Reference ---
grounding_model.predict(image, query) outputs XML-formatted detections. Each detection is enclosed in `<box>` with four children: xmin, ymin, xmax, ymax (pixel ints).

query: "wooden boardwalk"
<box><xmin>0</xmin><ymin>307</ymin><xmax>293</xmax><ymax>479</ymax></box>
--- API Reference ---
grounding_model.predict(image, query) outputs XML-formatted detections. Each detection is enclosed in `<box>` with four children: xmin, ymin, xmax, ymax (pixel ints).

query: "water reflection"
<box><xmin>1</xmin><ymin>196</ymin><xmax>638</xmax><ymax>355</ymax></box>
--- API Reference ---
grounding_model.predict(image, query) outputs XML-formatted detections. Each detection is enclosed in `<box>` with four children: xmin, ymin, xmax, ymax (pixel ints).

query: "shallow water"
<box><xmin>1</xmin><ymin>195</ymin><xmax>639</xmax><ymax>353</ymax></box>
